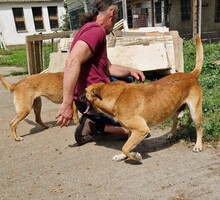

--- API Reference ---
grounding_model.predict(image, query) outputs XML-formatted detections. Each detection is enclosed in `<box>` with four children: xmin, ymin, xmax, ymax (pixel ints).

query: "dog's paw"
<box><xmin>112</xmin><ymin>153</ymin><xmax>127</xmax><ymax>162</ymax></box>
<box><xmin>193</xmin><ymin>145</ymin><xmax>202</xmax><ymax>152</ymax></box>
<box><xmin>15</xmin><ymin>136</ymin><xmax>23</xmax><ymax>141</ymax></box>
<box><xmin>130</xmin><ymin>152</ymin><xmax>142</xmax><ymax>163</ymax></box>
<box><xmin>177</xmin><ymin>111</ymin><xmax>184</xmax><ymax>118</ymax></box>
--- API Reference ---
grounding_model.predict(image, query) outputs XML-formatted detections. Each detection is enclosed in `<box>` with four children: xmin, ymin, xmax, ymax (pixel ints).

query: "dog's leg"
<box><xmin>112</xmin><ymin>132</ymin><xmax>131</xmax><ymax>162</ymax></box>
<box><xmin>113</xmin><ymin>118</ymin><xmax>150</xmax><ymax>163</ymax></box>
<box><xmin>187</xmin><ymin>94</ymin><xmax>203</xmax><ymax>152</ymax></box>
<box><xmin>121</xmin><ymin>130</ymin><xmax>149</xmax><ymax>163</ymax></box>
<box><xmin>10</xmin><ymin>93</ymin><xmax>35</xmax><ymax>141</ymax></box>
<box><xmin>73</xmin><ymin>101</ymin><xmax>79</xmax><ymax>125</ymax></box>
<box><xmin>167</xmin><ymin>104</ymin><xmax>186</xmax><ymax>139</ymax></box>
<box><xmin>10</xmin><ymin>110</ymin><xmax>30</xmax><ymax>141</ymax></box>
<box><xmin>167</xmin><ymin>113</ymin><xmax>178</xmax><ymax>139</ymax></box>
<box><xmin>33</xmin><ymin>97</ymin><xmax>50</xmax><ymax>128</ymax></box>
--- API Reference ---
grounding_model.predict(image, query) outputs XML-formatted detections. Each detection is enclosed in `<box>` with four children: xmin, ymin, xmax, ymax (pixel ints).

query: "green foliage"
<box><xmin>60</xmin><ymin>0</ymin><xmax>70</xmax><ymax>31</ymax></box>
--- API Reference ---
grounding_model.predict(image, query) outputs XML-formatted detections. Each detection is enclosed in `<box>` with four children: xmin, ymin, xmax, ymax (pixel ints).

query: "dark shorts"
<box><xmin>75</xmin><ymin>101</ymin><xmax>120</xmax><ymax>126</ymax></box>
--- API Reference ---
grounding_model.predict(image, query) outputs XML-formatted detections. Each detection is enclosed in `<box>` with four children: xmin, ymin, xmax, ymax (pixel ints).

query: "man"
<box><xmin>56</xmin><ymin>0</ymin><xmax>145</xmax><ymax>145</ymax></box>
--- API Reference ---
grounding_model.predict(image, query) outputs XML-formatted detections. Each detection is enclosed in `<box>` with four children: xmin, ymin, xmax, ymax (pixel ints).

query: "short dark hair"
<box><xmin>79</xmin><ymin>0</ymin><xmax>116</xmax><ymax>26</ymax></box>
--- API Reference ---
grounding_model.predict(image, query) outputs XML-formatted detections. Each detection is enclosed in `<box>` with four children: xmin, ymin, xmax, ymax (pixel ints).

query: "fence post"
<box><xmin>193</xmin><ymin>0</ymin><xmax>198</xmax><ymax>37</ymax></box>
<box><xmin>26</xmin><ymin>39</ymin><xmax>35</xmax><ymax>75</ymax></box>
<box><xmin>34</xmin><ymin>41</ymin><xmax>41</xmax><ymax>73</ymax></box>
<box><xmin>26</xmin><ymin>31</ymin><xmax>72</xmax><ymax>74</ymax></box>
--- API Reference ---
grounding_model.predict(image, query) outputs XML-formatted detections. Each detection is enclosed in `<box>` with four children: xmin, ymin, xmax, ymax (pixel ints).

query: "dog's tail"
<box><xmin>0</xmin><ymin>74</ymin><xmax>16</xmax><ymax>93</ymax></box>
<box><xmin>191</xmin><ymin>34</ymin><xmax>203</xmax><ymax>78</ymax></box>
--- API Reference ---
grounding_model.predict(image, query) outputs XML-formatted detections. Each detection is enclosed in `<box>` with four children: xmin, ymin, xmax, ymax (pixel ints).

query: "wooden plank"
<box><xmin>164</xmin><ymin>35</ymin><xmax>176</xmax><ymax>73</ymax></box>
<box><xmin>40</xmin><ymin>40</ymin><xmax>44</xmax><ymax>71</ymax></box>
<box><xmin>193</xmin><ymin>0</ymin><xmax>198</xmax><ymax>37</ymax></box>
<box><xmin>172</xmin><ymin>32</ymin><xmax>184</xmax><ymax>72</ymax></box>
<box><xmin>26</xmin><ymin>31</ymin><xmax>72</xmax><ymax>42</ymax></box>
<box><xmin>26</xmin><ymin>41</ymin><xmax>34</xmax><ymax>75</ymax></box>
<box><xmin>34</xmin><ymin>41</ymin><xmax>41</xmax><ymax>73</ymax></box>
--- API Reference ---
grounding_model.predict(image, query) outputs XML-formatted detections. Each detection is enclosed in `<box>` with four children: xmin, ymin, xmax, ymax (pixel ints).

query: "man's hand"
<box><xmin>56</xmin><ymin>102</ymin><xmax>73</xmax><ymax>128</ymax></box>
<box><xmin>130</xmin><ymin>69</ymin><xmax>145</xmax><ymax>82</ymax></box>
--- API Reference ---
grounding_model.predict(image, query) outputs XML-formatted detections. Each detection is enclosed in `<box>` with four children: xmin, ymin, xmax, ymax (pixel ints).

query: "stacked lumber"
<box><xmin>107</xmin><ymin>26</ymin><xmax>183</xmax><ymax>73</ymax></box>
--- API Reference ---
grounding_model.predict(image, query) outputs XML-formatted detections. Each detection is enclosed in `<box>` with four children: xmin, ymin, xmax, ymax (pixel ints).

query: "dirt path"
<box><xmin>0</xmin><ymin>75</ymin><xmax>219</xmax><ymax>200</ymax></box>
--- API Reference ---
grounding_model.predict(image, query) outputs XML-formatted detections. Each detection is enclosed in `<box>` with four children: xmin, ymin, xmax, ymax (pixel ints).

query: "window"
<box><xmin>155</xmin><ymin>0</ymin><xmax>162</xmax><ymax>23</ymax></box>
<box><xmin>48</xmin><ymin>6</ymin><xmax>59</xmax><ymax>29</ymax></box>
<box><xmin>32</xmin><ymin>7</ymin><xmax>44</xmax><ymax>30</ymax></box>
<box><xmin>12</xmin><ymin>8</ymin><xmax>26</xmax><ymax>32</ymax></box>
<box><xmin>181</xmin><ymin>0</ymin><xmax>191</xmax><ymax>21</ymax></box>
<box><xmin>215</xmin><ymin>0</ymin><xmax>220</xmax><ymax>22</ymax></box>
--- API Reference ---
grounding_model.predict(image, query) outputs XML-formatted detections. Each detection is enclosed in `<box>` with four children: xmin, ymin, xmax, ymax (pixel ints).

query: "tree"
<box><xmin>60</xmin><ymin>0</ymin><xmax>70</xmax><ymax>31</ymax></box>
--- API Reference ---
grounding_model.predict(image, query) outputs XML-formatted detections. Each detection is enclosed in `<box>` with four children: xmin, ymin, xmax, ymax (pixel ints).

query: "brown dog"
<box><xmin>0</xmin><ymin>72</ymin><xmax>79</xmax><ymax>141</ymax></box>
<box><xmin>85</xmin><ymin>35</ymin><xmax>203</xmax><ymax>163</ymax></box>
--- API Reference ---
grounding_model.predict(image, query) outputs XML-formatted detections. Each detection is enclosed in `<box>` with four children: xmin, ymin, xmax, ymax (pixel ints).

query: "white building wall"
<box><xmin>0</xmin><ymin>2</ymin><xmax>65</xmax><ymax>47</ymax></box>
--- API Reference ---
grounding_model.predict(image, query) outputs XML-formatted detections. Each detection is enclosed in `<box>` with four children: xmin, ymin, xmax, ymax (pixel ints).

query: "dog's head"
<box><xmin>85</xmin><ymin>83</ymin><xmax>104</xmax><ymax>103</ymax></box>
<box><xmin>85</xmin><ymin>81</ymin><xmax>127</xmax><ymax>116</ymax></box>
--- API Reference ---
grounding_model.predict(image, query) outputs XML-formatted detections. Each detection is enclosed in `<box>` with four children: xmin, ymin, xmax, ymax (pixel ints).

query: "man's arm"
<box><xmin>56</xmin><ymin>41</ymin><xmax>93</xmax><ymax>127</ymax></box>
<box><xmin>108</xmin><ymin>60</ymin><xmax>145</xmax><ymax>82</ymax></box>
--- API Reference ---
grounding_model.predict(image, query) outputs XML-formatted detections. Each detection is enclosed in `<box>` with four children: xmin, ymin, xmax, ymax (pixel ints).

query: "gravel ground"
<box><xmin>0</xmin><ymin>74</ymin><xmax>219</xmax><ymax>200</ymax></box>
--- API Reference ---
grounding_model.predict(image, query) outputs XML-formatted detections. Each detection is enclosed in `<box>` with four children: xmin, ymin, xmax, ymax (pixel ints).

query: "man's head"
<box><xmin>96</xmin><ymin>3</ymin><xmax>118</xmax><ymax>34</ymax></box>
<box><xmin>80</xmin><ymin>0</ymin><xmax>118</xmax><ymax>34</ymax></box>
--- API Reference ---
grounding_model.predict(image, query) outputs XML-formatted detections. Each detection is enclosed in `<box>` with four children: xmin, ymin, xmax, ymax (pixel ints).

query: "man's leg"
<box><xmin>104</xmin><ymin>124</ymin><xmax>129</xmax><ymax>136</ymax></box>
<box><xmin>74</xmin><ymin>101</ymin><xmax>129</xmax><ymax>145</ymax></box>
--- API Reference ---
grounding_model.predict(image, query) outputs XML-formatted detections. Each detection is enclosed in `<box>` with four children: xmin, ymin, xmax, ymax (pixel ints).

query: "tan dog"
<box><xmin>85</xmin><ymin>35</ymin><xmax>203</xmax><ymax>163</ymax></box>
<box><xmin>0</xmin><ymin>72</ymin><xmax>79</xmax><ymax>141</ymax></box>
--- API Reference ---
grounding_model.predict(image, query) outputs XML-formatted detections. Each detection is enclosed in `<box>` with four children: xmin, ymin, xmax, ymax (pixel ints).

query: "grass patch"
<box><xmin>0</xmin><ymin>44</ymin><xmax>57</xmax><ymax>74</ymax></box>
<box><xmin>0</xmin><ymin>48</ymin><xmax>27</xmax><ymax>67</ymax></box>
<box><xmin>0</xmin><ymin>49</ymin><xmax>13</xmax><ymax>55</ymax></box>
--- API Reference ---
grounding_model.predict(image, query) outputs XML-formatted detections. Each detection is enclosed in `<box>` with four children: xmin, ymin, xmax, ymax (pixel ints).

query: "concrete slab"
<box><xmin>107</xmin><ymin>43</ymin><xmax>170</xmax><ymax>71</ymax></box>
<box><xmin>47</xmin><ymin>52</ymin><xmax>68</xmax><ymax>72</ymax></box>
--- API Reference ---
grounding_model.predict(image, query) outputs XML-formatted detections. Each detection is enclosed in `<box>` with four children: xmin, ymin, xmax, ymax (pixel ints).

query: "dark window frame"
<box><xmin>181</xmin><ymin>0</ymin><xmax>191</xmax><ymax>21</ymax></box>
<box><xmin>215</xmin><ymin>0</ymin><xmax>220</xmax><ymax>22</ymax></box>
<box><xmin>47</xmin><ymin>6</ymin><xmax>59</xmax><ymax>30</ymax></box>
<box><xmin>12</xmin><ymin>7</ymin><xmax>26</xmax><ymax>32</ymax></box>
<box><xmin>32</xmin><ymin>7</ymin><xmax>44</xmax><ymax>31</ymax></box>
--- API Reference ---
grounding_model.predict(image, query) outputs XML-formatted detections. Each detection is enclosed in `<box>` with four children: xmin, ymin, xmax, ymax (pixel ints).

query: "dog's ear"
<box><xmin>91</xmin><ymin>88</ymin><xmax>102</xmax><ymax>100</ymax></box>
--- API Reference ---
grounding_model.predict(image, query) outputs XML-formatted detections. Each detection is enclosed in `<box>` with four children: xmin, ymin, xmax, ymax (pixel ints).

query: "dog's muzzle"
<box><xmin>79</xmin><ymin>91</ymin><xmax>92</xmax><ymax>114</ymax></box>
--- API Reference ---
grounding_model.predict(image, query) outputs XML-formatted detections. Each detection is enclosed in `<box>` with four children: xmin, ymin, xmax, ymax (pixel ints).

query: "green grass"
<box><xmin>0</xmin><ymin>48</ymin><xmax>27</xmax><ymax>68</ymax></box>
<box><xmin>177</xmin><ymin>39</ymin><xmax>220</xmax><ymax>143</ymax></box>
<box><xmin>0</xmin><ymin>44</ymin><xmax>57</xmax><ymax>73</ymax></box>
<box><xmin>0</xmin><ymin>40</ymin><xmax>219</xmax><ymax>143</ymax></box>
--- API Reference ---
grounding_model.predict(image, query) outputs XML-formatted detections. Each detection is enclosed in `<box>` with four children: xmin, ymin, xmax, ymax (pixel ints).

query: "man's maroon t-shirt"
<box><xmin>69</xmin><ymin>22</ymin><xmax>110</xmax><ymax>100</ymax></box>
